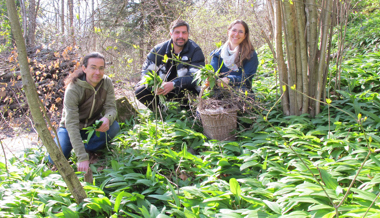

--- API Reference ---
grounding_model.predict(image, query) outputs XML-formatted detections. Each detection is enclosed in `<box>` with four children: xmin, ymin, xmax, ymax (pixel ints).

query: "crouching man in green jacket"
<box><xmin>48</xmin><ymin>52</ymin><xmax>120</xmax><ymax>172</ymax></box>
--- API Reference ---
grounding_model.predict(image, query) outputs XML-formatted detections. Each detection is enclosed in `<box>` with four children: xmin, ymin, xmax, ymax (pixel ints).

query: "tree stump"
<box><xmin>116</xmin><ymin>97</ymin><xmax>138</xmax><ymax>123</ymax></box>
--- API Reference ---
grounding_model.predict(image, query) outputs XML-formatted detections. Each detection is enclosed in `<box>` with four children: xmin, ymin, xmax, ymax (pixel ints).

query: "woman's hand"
<box><xmin>77</xmin><ymin>160</ymin><xmax>90</xmax><ymax>172</ymax></box>
<box><xmin>217</xmin><ymin>77</ymin><xmax>229</xmax><ymax>88</ymax></box>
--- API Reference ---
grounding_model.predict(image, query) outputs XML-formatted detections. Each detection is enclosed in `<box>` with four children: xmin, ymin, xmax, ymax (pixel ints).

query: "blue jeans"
<box><xmin>48</xmin><ymin>121</ymin><xmax>120</xmax><ymax>164</ymax></box>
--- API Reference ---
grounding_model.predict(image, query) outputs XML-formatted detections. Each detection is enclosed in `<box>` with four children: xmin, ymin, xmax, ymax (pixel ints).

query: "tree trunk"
<box><xmin>295</xmin><ymin>0</ymin><xmax>309</xmax><ymax>114</ymax></box>
<box><xmin>6</xmin><ymin>0</ymin><xmax>87</xmax><ymax>203</ymax></box>
<box><xmin>266</xmin><ymin>0</ymin><xmax>275</xmax><ymax>41</ymax></box>
<box><xmin>139</xmin><ymin>0</ymin><xmax>145</xmax><ymax>63</ymax></box>
<box><xmin>27</xmin><ymin>0</ymin><xmax>38</xmax><ymax>47</ymax></box>
<box><xmin>315</xmin><ymin>0</ymin><xmax>332</xmax><ymax>115</ymax></box>
<box><xmin>68</xmin><ymin>0</ymin><xmax>75</xmax><ymax>45</ymax></box>
<box><xmin>156</xmin><ymin>0</ymin><xmax>169</xmax><ymax>31</ymax></box>
<box><xmin>282</xmin><ymin>1</ymin><xmax>298</xmax><ymax>115</ymax></box>
<box><xmin>335</xmin><ymin>0</ymin><xmax>351</xmax><ymax>91</ymax></box>
<box><xmin>253</xmin><ymin>4</ymin><xmax>276</xmax><ymax>58</ymax></box>
<box><xmin>61</xmin><ymin>0</ymin><xmax>65</xmax><ymax>36</ymax></box>
<box><xmin>19</xmin><ymin>0</ymin><xmax>27</xmax><ymax>41</ymax></box>
<box><xmin>306</xmin><ymin>0</ymin><xmax>319</xmax><ymax>117</ymax></box>
<box><xmin>92</xmin><ymin>0</ymin><xmax>96</xmax><ymax>50</ymax></box>
<box><xmin>55</xmin><ymin>0</ymin><xmax>59</xmax><ymax>34</ymax></box>
<box><xmin>274</xmin><ymin>0</ymin><xmax>289</xmax><ymax>116</ymax></box>
<box><xmin>77</xmin><ymin>0</ymin><xmax>81</xmax><ymax>33</ymax></box>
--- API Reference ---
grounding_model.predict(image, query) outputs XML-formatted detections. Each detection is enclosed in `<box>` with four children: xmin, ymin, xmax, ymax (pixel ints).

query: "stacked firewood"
<box><xmin>0</xmin><ymin>46</ymin><xmax>81</xmax><ymax>124</ymax></box>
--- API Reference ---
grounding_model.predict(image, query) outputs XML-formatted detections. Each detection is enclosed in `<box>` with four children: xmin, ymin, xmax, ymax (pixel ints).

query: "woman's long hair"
<box><xmin>64</xmin><ymin>52</ymin><xmax>105</xmax><ymax>87</ymax></box>
<box><xmin>227</xmin><ymin>20</ymin><xmax>255</xmax><ymax>67</ymax></box>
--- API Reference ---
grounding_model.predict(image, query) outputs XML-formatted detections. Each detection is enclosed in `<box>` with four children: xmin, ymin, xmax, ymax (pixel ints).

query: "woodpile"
<box><xmin>0</xmin><ymin>46</ymin><xmax>81</xmax><ymax>125</ymax></box>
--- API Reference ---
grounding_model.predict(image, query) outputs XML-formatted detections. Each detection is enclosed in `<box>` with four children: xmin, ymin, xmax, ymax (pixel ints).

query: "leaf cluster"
<box><xmin>82</xmin><ymin>120</ymin><xmax>103</xmax><ymax>144</ymax></box>
<box><xmin>141</xmin><ymin>71</ymin><xmax>163</xmax><ymax>91</ymax></box>
<box><xmin>193</xmin><ymin>62</ymin><xmax>223</xmax><ymax>91</ymax></box>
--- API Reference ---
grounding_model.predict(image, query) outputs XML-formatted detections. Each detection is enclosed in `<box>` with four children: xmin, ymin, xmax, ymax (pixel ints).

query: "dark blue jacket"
<box><xmin>210</xmin><ymin>46</ymin><xmax>258</xmax><ymax>90</ymax></box>
<box><xmin>141</xmin><ymin>39</ymin><xmax>205</xmax><ymax>90</ymax></box>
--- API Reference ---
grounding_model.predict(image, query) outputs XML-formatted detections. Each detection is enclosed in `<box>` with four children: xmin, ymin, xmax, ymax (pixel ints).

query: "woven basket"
<box><xmin>197</xmin><ymin>87</ymin><xmax>239</xmax><ymax>141</ymax></box>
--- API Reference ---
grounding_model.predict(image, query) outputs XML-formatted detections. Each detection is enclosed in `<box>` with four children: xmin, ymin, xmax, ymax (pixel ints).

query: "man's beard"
<box><xmin>174</xmin><ymin>38</ymin><xmax>187</xmax><ymax>47</ymax></box>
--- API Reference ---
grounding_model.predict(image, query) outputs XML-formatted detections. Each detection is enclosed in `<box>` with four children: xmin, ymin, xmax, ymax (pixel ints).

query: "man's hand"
<box><xmin>77</xmin><ymin>160</ymin><xmax>90</xmax><ymax>172</ymax></box>
<box><xmin>95</xmin><ymin>117</ymin><xmax>110</xmax><ymax>132</ymax></box>
<box><xmin>156</xmin><ymin>81</ymin><xmax>175</xmax><ymax>96</ymax></box>
<box><xmin>217</xmin><ymin>77</ymin><xmax>229</xmax><ymax>88</ymax></box>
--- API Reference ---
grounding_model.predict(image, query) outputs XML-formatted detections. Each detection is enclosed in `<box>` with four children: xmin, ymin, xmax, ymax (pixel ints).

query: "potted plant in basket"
<box><xmin>193</xmin><ymin>64</ymin><xmax>240</xmax><ymax>141</ymax></box>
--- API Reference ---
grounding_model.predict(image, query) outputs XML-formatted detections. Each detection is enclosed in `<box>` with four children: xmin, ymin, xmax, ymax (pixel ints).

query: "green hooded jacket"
<box><xmin>59</xmin><ymin>74</ymin><xmax>117</xmax><ymax>162</ymax></box>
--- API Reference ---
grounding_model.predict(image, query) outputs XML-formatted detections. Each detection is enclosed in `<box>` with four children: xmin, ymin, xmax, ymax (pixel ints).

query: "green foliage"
<box><xmin>193</xmin><ymin>62</ymin><xmax>223</xmax><ymax>90</ymax></box>
<box><xmin>338</xmin><ymin>9</ymin><xmax>380</xmax><ymax>54</ymax></box>
<box><xmin>252</xmin><ymin>44</ymin><xmax>278</xmax><ymax>103</ymax></box>
<box><xmin>0</xmin><ymin>0</ymin><xmax>14</xmax><ymax>52</ymax></box>
<box><xmin>141</xmin><ymin>71</ymin><xmax>163</xmax><ymax>91</ymax></box>
<box><xmin>2</xmin><ymin>95</ymin><xmax>380</xmax><ymax>217</ymax></box>
<box><xmin>82</xmin><ymin>120</ymin><xmax>103</xmax><ymax>144</ymax></box>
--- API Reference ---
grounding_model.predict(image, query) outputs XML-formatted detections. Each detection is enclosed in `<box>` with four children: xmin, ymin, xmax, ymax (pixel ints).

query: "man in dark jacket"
<box><xmin>135</xmin><ymin>19</ymin><xmax>205</xmax><ymax>110</ymax></box>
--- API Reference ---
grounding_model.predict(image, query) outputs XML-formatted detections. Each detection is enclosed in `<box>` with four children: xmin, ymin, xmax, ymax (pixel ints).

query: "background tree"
<box><xmin>26</xmin><ymin>0</ymin><xmax>39</xmax><ymax>47</ymax></box>
<box><xmin>68</xmin><ymin>0</ymin><xmax>74</xmax><ymax>45</ymax></box>
<box><xmin>61</xmin><ymin>0</ymin><xmax>64</xmax><ymax>37</ymax></box>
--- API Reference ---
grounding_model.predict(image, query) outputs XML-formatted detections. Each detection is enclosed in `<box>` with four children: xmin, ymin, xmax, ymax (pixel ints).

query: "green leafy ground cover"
<box><xmin>343</xmin><ymin>9</ymin><xmax>380</xmax><ymax>55</ymax></box>
<box><xmin>1</xmin><ymin>8</ymin><xmax>380</xmax><ymax>218</ymax></box>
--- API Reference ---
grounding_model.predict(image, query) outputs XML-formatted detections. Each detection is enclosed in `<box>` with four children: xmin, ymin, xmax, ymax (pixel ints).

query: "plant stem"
<box><xmin>336</xmin><ymin>150</ymin><xmax>371</xmax><ymax>208</ymax></box>
<box><xmin>0</xmin><ymin>139</ymin><xmax>10</xmax><ymax>184</ymax></box>
<box><xmin>176</xmin><ymin>156</ymin><xmax>183</xmax><ymax>195</ymax></box>
<box><xmin>154</xmin><ymin>169</ymin><xmax>178</xmax><ymax>188</ymax></box>
<box><xmin>362</xmin><ymin>191</ymin><xmax>380</xmax><ymax>218</ymax></box>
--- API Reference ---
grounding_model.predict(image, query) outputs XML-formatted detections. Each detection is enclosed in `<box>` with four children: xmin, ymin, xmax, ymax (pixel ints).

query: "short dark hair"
<box><xmin>170</xmin><ymin>19</ymin><xmax>190</xmax><ymax>33</ymax></box>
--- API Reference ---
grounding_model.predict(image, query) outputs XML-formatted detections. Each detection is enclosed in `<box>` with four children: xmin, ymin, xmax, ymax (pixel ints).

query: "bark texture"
<box><xmin>68</xmin><ymin>0</ymin><xmax>75</xmax><ymax>45</ymax></box>
<box><xmin>274</xmin><ymin>0</ymin><xmax>289</xmax><ymax>116</ymax></box>
<box><xmin>282</xmin><ymin>1</ymin><xmax>297</xmax><ymax>115</ymax></box>
<box><xmin>27</xmin><ymin>0</ymin><xmax>37</xmax><ymax>47</ymax></box>
<box><xmin>61</xmin><ymin>0</ymin><xmax>65</xmax><ymax>35</ymax></box>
